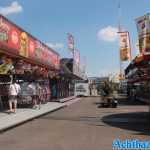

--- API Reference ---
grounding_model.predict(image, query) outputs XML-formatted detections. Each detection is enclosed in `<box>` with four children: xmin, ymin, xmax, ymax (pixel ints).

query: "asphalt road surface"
<box><xmin>0</xmin><ymin>97</ymin><xmax>150</xmax><ymax>150</ymax></box>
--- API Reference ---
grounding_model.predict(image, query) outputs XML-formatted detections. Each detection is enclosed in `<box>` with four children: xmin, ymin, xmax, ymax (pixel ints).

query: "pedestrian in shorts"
<box><xmin>36</xmin><ymin>83</ymin><xmax>43</xmax><ymax>109</ymax></box>
<box><xmin>8</xmin><ymin>79</ymin><xmax>21</xmax><ymax>113</ymax></box>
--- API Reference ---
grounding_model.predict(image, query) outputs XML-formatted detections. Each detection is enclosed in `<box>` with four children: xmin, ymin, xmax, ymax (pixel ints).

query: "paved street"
<box><xmin>0</xmin><ymin>97</ymin><xmax>150</xmax><ymax>150</ymax></box>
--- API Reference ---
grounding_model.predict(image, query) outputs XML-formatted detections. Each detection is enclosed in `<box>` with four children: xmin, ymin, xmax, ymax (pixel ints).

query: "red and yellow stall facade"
<box><xmin>0</xmin><ymin>15</ymin><xmax>59</xmax><ymax>71</ymax></box>
<box><xmin>0</xmin><ymin>15</ymin><xmax>60</xmax><ymax>106</ymax></box>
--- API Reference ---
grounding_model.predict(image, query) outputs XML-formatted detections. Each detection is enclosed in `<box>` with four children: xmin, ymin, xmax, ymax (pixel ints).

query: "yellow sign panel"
<box><xmin>118</xmin><ymin>31</ymin><xmax>131</xmax><ymax>61</ymax></box>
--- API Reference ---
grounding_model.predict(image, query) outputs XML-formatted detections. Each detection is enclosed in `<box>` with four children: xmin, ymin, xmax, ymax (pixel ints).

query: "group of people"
<box><xmin>97</xmin><ymin>81</ymin><xmax>118</xmax><ymax>108</ymax></box>
<box><xmin>98</xmin><ymin>81</ymin><xmax>112</xmax><ymax>95</ymax></box>
<box><xmin>8</xmin><ymin>79</ymin><xmax>46</xmax><ymax>113</ymax></box>
<box><xmin>28</xmin><ymin>81</ymin><xmax>45</xmax><ymax>109</ymax></box>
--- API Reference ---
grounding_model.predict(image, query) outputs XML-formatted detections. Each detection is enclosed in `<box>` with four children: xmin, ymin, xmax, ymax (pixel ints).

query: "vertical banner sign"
<box><xmin>81</xmin><ymin>56</ymin><xmax>86</xmax><ymax>79</ymax></box>
<box><xmin>119</xmin><ymin>31</ymin><xmax>131</xmax><ymax>61</ymax></box>
<box><xmin>67</xmin><ymin>33</ymin><xmax>74</xmax><ymax>53</ymax></box>
<box><xmin>135</xmin><ymin>14</ymin><xmax>150</xmax><ymax>55</ymax></box>
<box><xmin>73</xmin><ymin>49</ymin><xmax>80</xmax><ymax>76</ymax></box>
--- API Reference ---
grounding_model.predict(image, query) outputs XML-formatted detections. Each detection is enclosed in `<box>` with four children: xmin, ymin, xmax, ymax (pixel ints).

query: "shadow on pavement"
<box><xmin>40</xmin><ymin>115</ymin><xmax>106</xmax><ymax>126</ymax></box>
<box><xmin>117</xmin><ymin>97</ymin><xmax>147</xmax><ymax>106</ymax></box>
<box><xmin>93</xmin><ymin>95</ymin><xmax>147</xmax><ymax>106</ymax></box>
<box><xmin>102</xmin><ymin>112</ymin><xmax>150</xmax><ymax>135</ymax></box>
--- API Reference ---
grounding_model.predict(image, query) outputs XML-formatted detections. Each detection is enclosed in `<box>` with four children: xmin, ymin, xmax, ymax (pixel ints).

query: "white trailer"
<box><xmin>74</xmin><ymin>82</ymin><xmax>89</xmax><ymax>97</ymax></box>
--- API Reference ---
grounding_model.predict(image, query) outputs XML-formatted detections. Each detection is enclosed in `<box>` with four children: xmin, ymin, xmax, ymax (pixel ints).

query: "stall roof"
<box><xmin>60</xmin><ymin>58</ymin><xmax>84</xmax><ymax>80</ymax></box>
<box><xmin>125</xmin><ymin>54</ymin><xmax>150</xmax><ymax>83</ymax></box>
<box><xmin>125</xmin><ymin>55</ymin><xmax>149</xmax><ymax>75</ymax></box>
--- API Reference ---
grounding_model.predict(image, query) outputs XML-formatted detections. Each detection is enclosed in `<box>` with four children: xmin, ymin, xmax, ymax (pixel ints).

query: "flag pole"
<box><xmin>118</xmin><ymin>1</ymin><xmax>123</xmax><ymax>80</ymax></box>
<box><xmin>118</xmin><ymin>1</ymin><xmax>122</xmax><ymax>80</ymax></box>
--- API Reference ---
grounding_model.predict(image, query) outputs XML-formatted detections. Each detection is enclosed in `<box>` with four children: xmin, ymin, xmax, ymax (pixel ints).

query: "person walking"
<box><xmin>28</xmin><ymin>81</ymin><xmax>37</xmax><ymax>109</ymax></box>
<box><xmin>98</xmin><ymin>81</ymin><xmax>111</xmax><ymax>107</ymax></box>
<box><xmin>8</xmin><ymin>79</ymin><xmax>21</xmax><ymax>113</ymax></box>
<box><xmin>36</xmin><ymin>83</ymin><xmax>43</xmax><ymax>109</ymax></box>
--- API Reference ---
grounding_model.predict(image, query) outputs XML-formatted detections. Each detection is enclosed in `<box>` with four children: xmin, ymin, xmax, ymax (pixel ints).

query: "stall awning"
<box><xmin>60</xmin><ymin>58</ymin><xmax>83</xmax><ymax>80</ymax></box>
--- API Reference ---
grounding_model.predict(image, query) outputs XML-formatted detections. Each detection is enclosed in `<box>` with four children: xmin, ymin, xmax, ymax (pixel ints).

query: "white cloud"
<box><xmin>97</xmin><ymin>26</ymin><xmax>118</xmax><ymax>42</ymax></box>
<box><xmin>46</xmin><ymin>43</ymin><xmax>64</xmax><ymax>50</ymax></box>
<box><xmin>0</xmin><ymin>1</ymin><xmax>23</xmax><ymax>16</ymax></box>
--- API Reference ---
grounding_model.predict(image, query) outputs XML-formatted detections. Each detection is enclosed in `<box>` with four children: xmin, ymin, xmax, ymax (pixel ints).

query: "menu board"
<box><xmin>0</xmin><ymin>15</ymin><xmax>60</xmax><ymax>70</ymax></box>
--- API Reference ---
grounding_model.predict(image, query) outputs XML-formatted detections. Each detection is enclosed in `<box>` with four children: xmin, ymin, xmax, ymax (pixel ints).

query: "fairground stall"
<box><xmin>0</xmin><ymin>15</ymin><xmax>60</xmax><ymax>108</ymax></box>
<box><xmin>125</xmin><ymin>55</ymin><xmax>150</xmax><ymax>103</ymax></box>
<box><xmin>125</xmin><ymin>13</ymin><xmax>150</xmax><ymax>104</ymax></box>
<box><xmin>49</xmin><ymin>58</ymin><xmax>86</xmax><ymax>101</ymax></box>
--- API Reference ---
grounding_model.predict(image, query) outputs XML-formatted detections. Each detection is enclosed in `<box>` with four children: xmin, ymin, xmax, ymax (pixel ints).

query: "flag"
<box><xmin>135</xmin><ymin>14</ymin><xmax>150</xmax><ymax>55</ymax></box>
<box><xmin>135</xmin><ymin>14</ymin><xmax>150</xmax><ymax>36</ymax></box>
<box><xmin>74</xmin><ymin>49</ymin><xmax>80</xmax><ymax>65</ymax></box>
<box><xmin>118</xmin><ymin>31</ymin><xmax>131</xmax><ymax>61</ymax></box>
<box><xmin>67</xmin><ymin>33</ymin><xmax>74</xmax><ymax>52</ymax></box>
<box><xmin>73</xmin><ymin>49</ymin><xmax>80</xmax><ymax>75</ymax></box>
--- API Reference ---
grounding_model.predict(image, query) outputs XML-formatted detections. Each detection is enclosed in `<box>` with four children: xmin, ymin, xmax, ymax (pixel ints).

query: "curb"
<box><xmin>59</xmin><ymin>96</ymin><xmax>76</xmax><ymax>103</ymax></box>
<box><xmin>0</xmin><ymin>104</ymin><xmax>66</xmax><ymax>133</ymax></box>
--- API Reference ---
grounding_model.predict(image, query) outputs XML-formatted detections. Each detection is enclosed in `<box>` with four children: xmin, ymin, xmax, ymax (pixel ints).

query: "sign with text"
<box><xmin>67</xmin><ymin>33</ymin><xmax>74</xmax><ymax>52</ymax></box>
<box><xmin>135</xmin><ymin>14</ymin><xmax>150</xmax><ymax>55</ymax></box>
<box><xmin>0</xmin><ymin>15</ymin><xmax>60</xmax><ymax>70</ymax></box>
<box><xmin>73</xmin><ymin>49</ymin><xmax>80</xmax><ymax>76</ymax></box>
<box><xmin>118</xmin><ymin>31</ymin><xmax>131</xmax><ymax>61</ymax></box>
<box><xmin>135</xmin><ymin>14</ymin><xmax>150</xmax><ymax>36</ymax></box>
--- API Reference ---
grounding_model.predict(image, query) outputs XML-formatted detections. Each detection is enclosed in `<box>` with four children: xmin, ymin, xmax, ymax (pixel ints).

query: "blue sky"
<box><xmin>0</xmin><ymin>0</ymin><xmax>149</xmax><ymax>76</ymax></box>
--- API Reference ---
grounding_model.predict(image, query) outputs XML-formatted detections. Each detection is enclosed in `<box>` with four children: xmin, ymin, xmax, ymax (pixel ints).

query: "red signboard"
<box><xmin>28</xmin><ymin>37</ymin><xmax>35</xmax><ymax>59</ymax></box>
<box><xmin>0</xmin><ymin>15</ymin><xmax>60</xmax><ymax>70</ymax></box>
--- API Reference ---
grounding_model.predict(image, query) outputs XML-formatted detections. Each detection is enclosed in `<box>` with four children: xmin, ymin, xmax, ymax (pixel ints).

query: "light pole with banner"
<box><xmin>67</xmin><ymin>33</ymin><xmax>80</xmax><ymax>76</ymax></box>
<box><xmin>67</xmin><ymin>33</ymin><xmax>75</xmax><ymax>57</ymax></box>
